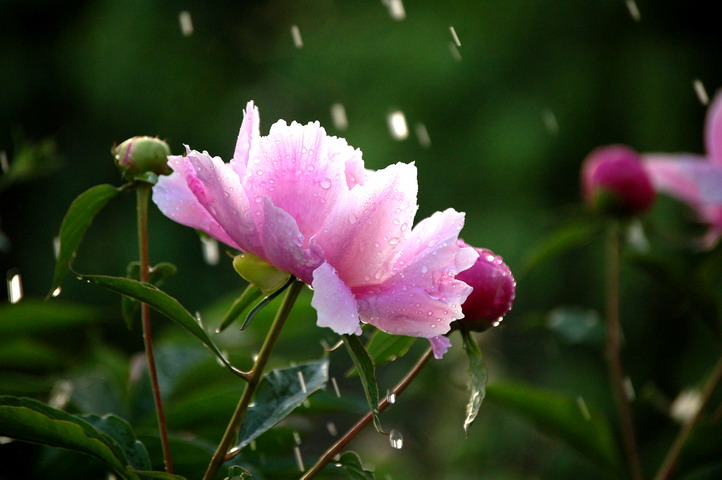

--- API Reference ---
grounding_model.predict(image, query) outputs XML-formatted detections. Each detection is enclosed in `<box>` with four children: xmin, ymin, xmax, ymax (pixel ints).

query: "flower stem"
<box><xmin>606</xmin><ymin>223</ymin><xmax>642</xmax><ymax>480</ymax></box>
<box><xmin>136</xmin><ymin>184</ymin><xmax>173</xmax><ymax>473</ymax></box>
<box><xmin>653</xmin><ymin>354</ymin><xmax>722</xmax><ymax>480</ymax></box>
<box><xmin>300</xmin><ymin>346</ymin><xmax>434</xmax><ymax>480</ymax></box>
<box><xmin>203</xmin><ymin>279</ymin><xmax>304</xmax><ymax>480</ymax></box>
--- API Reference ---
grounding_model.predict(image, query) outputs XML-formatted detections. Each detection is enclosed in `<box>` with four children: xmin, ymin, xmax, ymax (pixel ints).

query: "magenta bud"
<box><xmin>113</xmin><ymin>136</ymin><xmax>171</xmax><ymax>179</ymax></box>
<box><xmin>455</xmin><ymin>242</ymin><xmax>516</xmax><ymax>332</ymax></box>
<box><xmin>581</xmin><ymin>144</ymin><xmax>655</xmax><ymax>216</ymax></box>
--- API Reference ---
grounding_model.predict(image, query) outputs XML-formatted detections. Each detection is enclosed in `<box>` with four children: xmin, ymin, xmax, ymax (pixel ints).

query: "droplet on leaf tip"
<box><xmin>389</xmin><ymin>429</ymin><xmax>404</xmax><ymax>449</ymax></box>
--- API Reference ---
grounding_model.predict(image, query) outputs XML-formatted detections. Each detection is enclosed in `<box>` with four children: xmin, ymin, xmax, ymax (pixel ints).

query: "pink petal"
<box><xmin>311</xmin><ymin>262</ymin><xmax>361</xmax><ymax>335</ymax></box>
<box><xmin>184</xmin><ymin>151</ymin><xmax>264</xmax><ymax>256</ymax></box>
<box><xmin>705</xmin><ymin>90</ymin><xmax>722</xmax><ymax>165</ymax></box>
<box><xmin>353</xmin><ymin>209</ymin><xmax>478</xmax><ymax>338</ymax></box>
<box><xmin>428</xmin><ymin>336</ymin><xmax>452</xmax><ymax>359</ymax></box>
<box><xmin>242</xmin><ymin>120</ymin><xmax>362</xmax><ymax>242</ymax></box>
<box><xmin>643</xmin><ymin>154</ymin><xmax>722</xmax><ymax>204</ymax></box>
<box><xmin>230</xmin><ymin>101</ymin><xmax>260</xmax><ymax>179</ymax></box>
<box><xmin>261</xmin><ymin>197</ymin><xmax>324</xmax><ymax>283</ymax></box>
<box><xmin>315</xmin><ymin>163</ymin><xmax>418</xmax><ymax>287</ymax></box>
<box><xmin>153</xmin><ymin>154</ymin><xmax>240</xmax><ymax>250</ymax></box>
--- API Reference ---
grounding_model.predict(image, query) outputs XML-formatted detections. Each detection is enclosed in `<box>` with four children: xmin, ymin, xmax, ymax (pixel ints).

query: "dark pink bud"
<box><xmin>455</xmin><ymin>242</ymin><xmax>515</xmax><ymax>331</ymax></box>
<box><xmin>581</xmin><ymin>145</ymin><xmax>655</xmax><ymax>216</ymax></box>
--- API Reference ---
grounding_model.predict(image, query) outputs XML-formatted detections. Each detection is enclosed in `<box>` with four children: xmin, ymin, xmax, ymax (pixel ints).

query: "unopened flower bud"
<box><xmin>581</xmin><ymin>145</ymin><xmax>655</xmax><ymax>216</ymax></box>
<box><xmin>232</xmin><ymin>252</ymin><xmax>291</xmax><ymax>294</ymax></box>
<box><xmin>113</xmin><ymin>136</ymin><xmax>171</xmax><ymax>179</ymax></box>
<box><xmin>455</xmin><ymin>242</ymin><xmax>516</xmax><ymax>332</ymax></box>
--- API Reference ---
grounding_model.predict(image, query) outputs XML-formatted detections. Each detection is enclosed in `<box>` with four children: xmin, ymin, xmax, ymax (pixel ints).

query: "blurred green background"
<box><xmin>2</xmin><ymin>0</ymin><xmax>722</xmax><ymax>478</ymax></box>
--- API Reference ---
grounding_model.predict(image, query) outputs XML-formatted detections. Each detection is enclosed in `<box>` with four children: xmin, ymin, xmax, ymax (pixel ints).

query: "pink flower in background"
<box><xmin>153</xmin><ymin>102</ymin><xmax>477</xmax><ymax>352</ymax></box>
<box><xmin>581</xmin><ymin>145</ymin><xmax>655</xmax><ymax>216</ymax></box>
<box><xmin>643</xmin><ymin>90</ymin><xmax>722</xmax><ymax>248</ymax></box>
<box><xmin>455</xmin><ymin>242</ymin><xmax>515</xmax><ymax>331</ymax></box>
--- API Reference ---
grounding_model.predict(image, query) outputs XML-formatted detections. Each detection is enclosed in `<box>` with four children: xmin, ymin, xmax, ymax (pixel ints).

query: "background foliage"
<box><xmin>2</xmin><ymin>0</ymin><xmax>722</xmax><ymax>478</ymax></box>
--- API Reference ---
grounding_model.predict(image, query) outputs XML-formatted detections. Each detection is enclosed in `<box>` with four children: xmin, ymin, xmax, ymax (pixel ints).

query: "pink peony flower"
<box><xmin>643</xmin><ymin>90</ymin><xmax>722</xmax><ymax>248</ymax></box>
<box><xmin>581</xmin><ymin>145</ymin><xmax>655</xmax><ymax>216</ymax></box>
<box><xmin>152</xmin><ymin>102</ymin><xmax>477</xmax><ymax>351</ymax></box>
<box><xmin>455</xmin><ymin>242</ymin><xmax>515</xmax><ymax>331</ymax></box>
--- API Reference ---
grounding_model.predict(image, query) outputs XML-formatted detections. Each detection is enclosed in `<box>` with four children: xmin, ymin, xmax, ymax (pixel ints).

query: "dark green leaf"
<box><xmin>235</xmin><ymin>359</ymin><xmax>329</xmax><ymax>449</ymax></box>
<box><xmin>81</xmin><ymin>414</ymin><xmax>151</xmax><ymax>470</ymax></box>
<box><xmin>122</xmin><ymin>262</ymin><xmax>178</xmax><ymax>330</ymax></box>
<box><xmin>0</xmin><ymin>338</ymin><xmax>68</xmax><ymax>369</ymax></box>
<box><xmin>522</xmin><ymin>219</ymin><xmax>602</xmax><ymax>275</ymax></box>
<box><xmin>0</xmin><ymin>299</ymin><xmax>99</xmax><ymax>336</ymax></box>
<box><xmin>342</xmin><ymin>335</ymin><xmax>383</xmax><ymax>433</ymax></box>
<box><xmin>131</xmin><ymin>470</ymin><xmax>188</xmax><ymax>479</ymax></box>
<box><xmin>225</xmin><ymin>465</ymin><xmax>253</xmax><ymax>479</ymax></box>
<box><xmin>486</xmin><ymin>382</ymin><xmax>622</xmax><ymax>472</ymax></box>
<box><xmin>79</xmin><ymin>274</ymin><xmax>244</xmax><ymax>377</ymax></box>
<box><xmin>217</xmin><ymin>284</ymin><xmax>263</xmax><ymax>333</ymax></box>
<box><xmin>49</xmin><ymin>184</ymin><xmax>123</xmax><ymax>297</ymax></box>
<box><xmin>0</xmin><ymin>396</ymin><xmax>139</xmax><ymax>479</ymax></box>
<box><xmin>0</xmin><ymin>135</ymin><xmax>61</xmax><ymax>191</ymax></box>
<box><xmin>461</xmin><ymin>330</ymin><xmax>487</xmax><ymax>436</ymax></box>
<box><xmin>336</xmin><ymin>451</ymin><xmax>376</xmax><ymax>479</ymax></box>
<box><xmin>347</xmin><ymin>331</ymin><xmax>416</xmax><ymax>377</ymax></box>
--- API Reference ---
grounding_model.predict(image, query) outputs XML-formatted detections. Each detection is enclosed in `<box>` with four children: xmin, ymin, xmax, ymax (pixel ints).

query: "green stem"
<box><xmin>606</xmin><ymin>224</ymin><xmax>642</xmax><ymax>480</ymax></box>
<box><xmin>136</xmin><ymin>184</ymin><xmax>173</xmax><ymax>473</ymax></box>
<box><xmin>654</xmin><ymin>354</ymin><xmax>722</xmax><ymax>480</ymax></box>
<box><xmin>203</xmin><ymin>279</ymin><xmax>304</xmax><ymax>480</ymax></box>
<box><xmin>300</xmin><ymin>346</ymin><xmax>434</xmax><ymax>480</ymax></box>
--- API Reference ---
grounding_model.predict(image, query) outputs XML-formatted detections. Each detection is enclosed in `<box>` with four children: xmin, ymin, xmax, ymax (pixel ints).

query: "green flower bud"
<box><xmin>113</xmin><ymin>136</ymin><xmax>171</xmax><ymax>180</ymax></box>
<box><xmin>232</xmin><ymin>252</ymin><xmax>291</xmax><ymax>294</ymax></box>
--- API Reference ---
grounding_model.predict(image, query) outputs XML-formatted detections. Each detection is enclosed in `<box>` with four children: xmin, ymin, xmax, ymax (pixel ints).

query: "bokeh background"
<box><xmin>2</xmin><ymin>0</ymin><xmax>722</xmax><ymax>478</ymax></box>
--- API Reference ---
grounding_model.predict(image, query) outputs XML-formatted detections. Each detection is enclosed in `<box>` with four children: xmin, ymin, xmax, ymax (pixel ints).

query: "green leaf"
<box><xmin>81</xmin><ymin>414</ymin><xmax>151</xmax><ymax>471</ymax></box>
<box><xmin>461</xmin><ymin>330</ymin><xmax>487</xmax><ymax>436</ymax></box>
<box><xmin>122</xmin><ymin>262</ymin><xmax>178</xmax><ymax>330</ymax></box>
<box><xmin>0</xmin><ymin>134</ymin><xmax>61</xmax><ymax>191</ymax></box>
<box><xmin>347</xmin><ymin>331</ymin><xmax>416</xmax><ymax>377</ymax></box>
<box><xmin>485</xmin><ymin>382</ymin><xmax>622</xmax><ymax>472</ymax></box>
<box><xmin>78</xmin><ymin>274</ymin><xmax>244</xmax><ymax>377</ymax></box>
<box><xmin>217</xmin><ymin>284</ymin><xmax>263</xmax><ymax>333</ymax></box>
<box><xmin>0</xmin><ymin>337</ymin><xmax>69</xmax><ymax>370</ymax></box>
<box><xmin>49</xmin><ymin>184</ymin><xmax>123</xmax><ymax>297</ymax></box>
<box><xmin>0</xmin><ymin>299</ymin><xmax>99</xmax><ymax>336</ymax></box>
<box><xmin>522</xmin><ymin>219</ymin><xmax>602</xmax><ymax>275</ymax></box>
<box><xmin>225</xmin><ymin>465</ymin><xmax>253</xmax><ymax>479</ymax></box>
<box><xmin>0</xmin><ymin>396</ymin><xmax>139</xmax><ymax>479</ymax></box>
<box><xmin>342</xmin><ymin>335</ymin><xmax>383</xmax><ymax>433</ymax></box>
<box><xmin>235</xmin><ymin>359</ymin><xmax>329</xmax><ymax>449</ymax></box>
<box><xmin>131</xmin><ymin>471</ymin><xmax>187</xmax><ymax>480</ymax></box>
<box><xmin>336</xmin><ymin>451</ymin><xmax>376</xmax><ymax>479</ymax></box>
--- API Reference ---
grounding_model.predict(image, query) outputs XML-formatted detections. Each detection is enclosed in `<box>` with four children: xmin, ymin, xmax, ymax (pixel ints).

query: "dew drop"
<box><xmin>320</xmin><ymin>178</ymin><xmax>332</xmax><ymax>189</ymax></box>
<box><xmin>389</xmin><ymin>429</ymin><xmax>404</xmax><ymax>449</ymax></box>
<box><xmin>256</xmin><ymin>169</ymin><xmax>264</xmax><ymax>175</ymax></box>
<box><xmin>389</xmin><ymin>237</ymin><xmax>400</xmax><ymax>245</ymax></box>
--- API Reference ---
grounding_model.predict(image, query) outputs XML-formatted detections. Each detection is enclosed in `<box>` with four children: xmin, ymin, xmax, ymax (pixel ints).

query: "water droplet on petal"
<box><xmin>420</xmin><ymin>265</ymin><xmax>429</xmax><ymax>274</ymax></box>
<box><xmin>320</xmin><ymin>178</ymin><xmax>332</xmax><ymax>189</ymax></box>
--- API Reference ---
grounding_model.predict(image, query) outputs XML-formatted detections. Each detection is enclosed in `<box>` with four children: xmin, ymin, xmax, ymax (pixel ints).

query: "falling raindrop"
<box><xmin>623</xmin><ymin>376</ymin><xmax>636</xmax><ymax>401</ymax></box>
<box><xmin>693</xmin><ymin>79</ymin><xmax>709</xmax><ymax>105</ymax></box>
<box><xmin>250</xmin><ymin>440</ymin><xmax>257</xmax><ymax>451</ymax></box>
<box><xmin>52</xmin><ymin>236</ymin><xmax>60</xmax><ymax>259</ymax></box>
<box><xmin>576</xmin><ymin>396</ymin><xmax>591</xmax><ymax>421</ymax></box>
<box><xmin>49</xmin><ymin>380</ymin><xmax>73</xmax><ymax>409</ymax></box>
<box><xmin>449</xmin><ymin>26</ymin><xmax>461</xmax><ymax>47</ymax></box>
<box><xmin>383</xmin><ymin>0</ymin><xmax>406</xmax><ymax>20</ymax></box>
<box><xmin>292</xmin><ymin>431</ymin><xmax>302</xmax><ymax>445</ymax></box>
<box><xmin>625</xmin><ymin>0</ymin><xmax>641</xmax><ymax>22</ymax></box>
<box><xmin>448</xmin><ymin>42</ymin><xmax>462</xmax><ymax>61</ymax></box>
<box><xmin>200</xmin><ymin>236</ymin><xmax>219</xmax><ymax>265</ymax></box>
<box><xmin>7</xmin><ymin>270</ymin><xmax>23</xmax><ymax>304</ymax></box>
<box><xmin>0</xmin><ymin>151</ymin><xmax>7</xmax><ymax>174</ymax></box>
<box><xmin>542</xmin><ymin>109</ymin><xmax>559</xmax><ymax>135</ymax></box>
<box><xmin>330</xmin><ymin>103</ymin><xmax>348</xmax><ymax>130</ymax></box>
<box><xmin>389</xmin><ymin>429</ymin><xmax>404</xmax><ymax>449</ymax></box>
<box><xmin>387</xmin><ymin>110</ymin><xmax>409</xmax><ymax>140</ymax></box>
<box><xmin>326</xmin><ymin>421</ymin><xmax>338</xmax><ymax>436</ymax></box>
<box><xmin>415</xmin><ymin>123</ymin><xmax>431</xmax><ymax>148</ymax></box>
<box><xmin>670</xmin><ymin>389</ymin><xmax>702</xmax><ymax>424</ymax></box>
<box><xmin>293</xmin><ymin>445</ymin><xmax>305</xmax><ymax>471</ymax></box>
<box><xmin>291</xmin><ymin>25</ymin><xmax>304</xmax><ymax>48</ymax></box>
<box><xmin>178</xmin><ymin>11</ymin><xmax>194</xmax><ymax>36</ymax></box>
<box><xmin>297</xmin><ymin>371</ymin><xmax>307</xmax><ymax>394</ymax></box>
<box><xmin>331</xmin><ymin>376</ymin><xmax>341</xmax><ymax>397</ymax></box>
